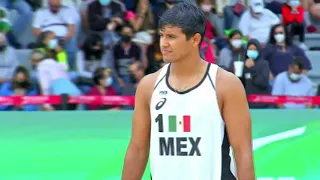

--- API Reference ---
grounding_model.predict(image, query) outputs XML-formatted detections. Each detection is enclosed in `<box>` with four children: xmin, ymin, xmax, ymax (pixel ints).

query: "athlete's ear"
<box><xmin>192</xmin><ymin>33</ymin><xmax>201</xmax><ymax>47</ymax></box>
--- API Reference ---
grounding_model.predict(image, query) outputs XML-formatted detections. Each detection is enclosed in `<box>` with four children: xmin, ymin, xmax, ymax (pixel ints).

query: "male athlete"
<box><xmin>122</xmin><ymin>3</ymin><xmax>255</xmax><ymax>180</ymax></box>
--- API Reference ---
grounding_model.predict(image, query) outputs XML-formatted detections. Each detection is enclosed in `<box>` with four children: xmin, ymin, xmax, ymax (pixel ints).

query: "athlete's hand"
<box><xmin>245</xmin><ymin>59</ymin><xmax>255</xmax><ymax>68</ymax></box>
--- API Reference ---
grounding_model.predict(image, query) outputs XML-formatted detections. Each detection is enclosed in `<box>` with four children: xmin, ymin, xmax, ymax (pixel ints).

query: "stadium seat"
<box><xmin>15</xmin><ymin>49</ymin><xmax>33</xmax><ymax>70</ymax></box>
<box><xmin>306</xmin><ymin>51</ymin><xmax>320</xmax><ymax>84</ymax></box>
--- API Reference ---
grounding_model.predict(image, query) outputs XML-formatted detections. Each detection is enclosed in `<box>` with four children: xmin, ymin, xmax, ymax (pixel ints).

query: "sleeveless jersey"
<box><xmin>150</xmin><ymin>63</ymin><xmax>236</xmax><ymax>180</ymax></box>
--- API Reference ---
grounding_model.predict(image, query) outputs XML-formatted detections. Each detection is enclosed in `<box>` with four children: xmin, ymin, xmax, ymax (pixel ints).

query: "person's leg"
<box><xmin>6</xmin><ymin>30</ymin><xmax>22</xmax><ymax>48</ymax></box>
<box><xmin>11</xmin><ymin>0</ymin><xmax>33</xmax><ymax>35</ymax></box>
<box><xmin>223</xmin><ymin>6</ymin><xmax>234</xmax><ymax>30</ymax></box>
<box><xmin>63</xmin><ymin>37</ymin><xmax>78</xmax><ymax>70</ymax></box>
<box><xmin>295</xmin><ymin>23</ymin><xmax>305</xmax><ymax>43</ymax></box>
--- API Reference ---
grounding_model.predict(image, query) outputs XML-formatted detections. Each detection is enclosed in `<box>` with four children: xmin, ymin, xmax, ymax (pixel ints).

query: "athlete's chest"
<box><xmin>150</xmin><ymin>83</ymin><xmax>220</xmax><ymax>133</ymax></box>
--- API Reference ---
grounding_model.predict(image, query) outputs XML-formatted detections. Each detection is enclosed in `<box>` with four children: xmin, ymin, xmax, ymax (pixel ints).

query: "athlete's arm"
<box><xmin>217</xmin><ymin>69</ymin><xmax>255</xmax><ymax>180</ymax></box>
<box><xmin>122</xmin><ymin>74</ymin><xmax>156</xmax><ymax>180</ymax></box>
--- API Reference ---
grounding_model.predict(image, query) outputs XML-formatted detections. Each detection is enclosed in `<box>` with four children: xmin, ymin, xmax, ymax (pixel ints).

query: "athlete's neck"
<box><xmin>170</xmin><ymin>53</ymin><xmax>207</xmax><ymax>78</ymax></box>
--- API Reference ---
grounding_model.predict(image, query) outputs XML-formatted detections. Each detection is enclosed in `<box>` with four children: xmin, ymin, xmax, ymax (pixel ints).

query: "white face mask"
<box><xmin>289</xmin><ymin>73</ymin><xmax>301</xmax><ymax>81</ymax></box>
<box><xmin>104</xmin><ymin>77</ymin><xmax>113</xmax><ymax>87</ymax></box>
<box><xmin>231</xmin><ymin>39</ymin><xmax>242</xmax><ymax>49</ymax></box>
<box><xmin>274</xmin><ymin>34</ymin><xmax>285</xmax><ymax>43</ymax></box>
<box><xmin>201</xmin><ymin>4</ymin><xmax>212</xmax><ymax>12</ymax></box>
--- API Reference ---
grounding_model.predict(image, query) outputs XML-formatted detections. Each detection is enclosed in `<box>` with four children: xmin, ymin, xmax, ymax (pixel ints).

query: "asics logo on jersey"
<box><xmin>155</xmin><ymin>98</ymin><xmax>167</xmax><ymax>110</ymax></box>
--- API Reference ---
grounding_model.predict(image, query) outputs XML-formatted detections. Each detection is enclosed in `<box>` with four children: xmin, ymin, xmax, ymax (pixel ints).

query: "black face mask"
<box><xmin>165</xmin><ymin>0</ymin><xmax>175</xmax><ymax>4</ymax></box>
<box><xmin>0</xmin><ymin>45</ymin><xmax>6</xmax><ymax>52</ymax></box>
<box><xmin>121</xmin><ymin>35</ymin><xmax>132</xmax><ymax>43</ymax></box>
<box><xmin>14</xmin><ymin>80</ymin><xmax>30</xmax><ymax>89</ymax></box>
<box><xmin>130</xmin><ymin>73</ymin><xmax>137</xmax><ymax>84</ymax></box>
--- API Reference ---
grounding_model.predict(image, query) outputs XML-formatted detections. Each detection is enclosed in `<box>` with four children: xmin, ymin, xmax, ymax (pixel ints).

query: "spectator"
<box><xmin>87</xmin><ymin>0</ymin><xmax>126</xmax><ymax>46</ymax></box>
<box><xmin>30</xmin><ymin>50</ymin><xmax>81</xmax><ymax>111</ymax></box>
<box><xmin>282</xmin><ymin>0</ymin><xmax>308</xmax><ymax>50</ymax></box>
<box><xmin>243</xmin><ymin>39</ymin><xmax>271</xmax><ymax>109</ymax></box>
<box><xmin>123</xmin><ymin>61</ymin><xmax>145</xmax><ymax>96</ymax></box>
<box><xmin>263</xmin><ymin>23</ymin><xmax>311</xmax><ymax>81</ymax></box>
<box><xmin>111</xmin><ymin>24</ymin><xmax>141</xmax><ymax>92</ymax></box>
<box><xmin>0</xmin><ymin>34</ymin><xmax>18</xmax><ymax>85</ymax></box>
<box><xmin>217</xmin><ymin>29</ymin><xmax>246</xmax><ymax>72</ymax></box>
<box><xmin>301</xmin><ymin>0</ymin><xmax>319</xmax><ymax>32</ymax></box>
<box><xmin>145</xmin><ymin>34</ymin><xmax>164</xmax><ymax>75</ymax></box>
<box><xmin>0</xmin><ymin>7</ymin><xmax>21</xmax><ymax>48</ymax></box>
<box><xmin>220</xmin><ymin>0</ymin><xmax>247</xmax><ymax>31</ymax></box>
<box><xmin>80</xmin><ymin>0</ymin><xmax>95</xmax><ymax>31</ymax></box>
<box><xmin>126</xmin><ymin>0</ymin><xmax>154</xmax><ymax>32</ymax></box>
<box><xmin>76</xmin><ymin>34</ymin><xmax>107</xmax><ymax>92</ymax></box>
<box><xmin>272</xmin><ymin>57</ymin><xmax>314</xmax><ymax>109</ymax></box>
<box><xmin>195</xmin><ymin>0</ymin><xmax>218</xmax><ymax>63</ymax></box>
<box><xmin>35</xmin><ymin>31</ymin><xmax>69</xmax><ymax>70</ymax></box>
<box><xmin>264</xmin><ymin>0</ymin><xmax>287</xmax><ymax>14</ymax></box>
<box><xmin>239</xmin><ymin>0</ymin><xmax>280</xmax><ymax>44</ymax></box>
<box><xmin>0</xmin><ymin>66</ymin><xmax>38</xmax><ymax>111</ymax></box>
<box><xmin>302</xmin><ymin>0</ymin><xmax>320</xmax><ymax>19</ymax></box>
<box><xmin>87</xmin><ymin>68</ymin><xmax>119</xmax><ymax>110</ymax></box>
<box><xmin>33</xmin><ymin>0</ymin><xmax>77</xmax><ymax>70</ymax></box>
<box><xmin>0</xmin><ymin>0</ymin><xmax>33</xmax><ymax>46</ymax></box>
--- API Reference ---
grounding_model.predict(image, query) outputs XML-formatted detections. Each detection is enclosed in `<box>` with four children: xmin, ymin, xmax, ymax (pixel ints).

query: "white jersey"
<box><xmin>150</xmin><ymin>63</ymin><xmax>236</xmax><ymax>180</ymax></box>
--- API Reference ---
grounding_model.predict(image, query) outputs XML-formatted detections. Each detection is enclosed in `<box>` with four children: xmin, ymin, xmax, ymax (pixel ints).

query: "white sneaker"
<box><xmin>299</xmin><ymin>43</ymin><xmax>308</xmax><ymax>50</ymax></box>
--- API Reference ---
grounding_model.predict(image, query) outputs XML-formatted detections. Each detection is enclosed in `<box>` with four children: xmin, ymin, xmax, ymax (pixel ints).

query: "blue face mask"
<box><xmin>99</xmin><ymin>0</ymin><xmax>112</xmax><ymax>6</ymax></box>
<box><xmin>289</xmin><ymin>0</ymin><xmax>300</xmax><ymax>7</ymax></box>
<box><xmin>247</xmin><ymin>50</ymin><xmax>259</xmax><ymax>60</ymax></box>
<box><xmin>48</xmin><ymin>39</ymin><xmax>58</xmax><ymax>50</ymax></box>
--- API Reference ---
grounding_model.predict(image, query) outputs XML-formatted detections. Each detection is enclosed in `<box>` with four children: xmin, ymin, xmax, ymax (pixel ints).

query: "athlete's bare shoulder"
<box><xmin>136</xmin><ymin>68</ymin><xmax>163</xmax><ymax>106</ymax></box>
<box><xmin>215</xmin><ymin>66</ymin><xmax>246</xmax><ymax>107</ymax></box>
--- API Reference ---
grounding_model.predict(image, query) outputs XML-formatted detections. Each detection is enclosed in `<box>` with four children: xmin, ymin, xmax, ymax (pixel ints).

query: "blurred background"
<box><xmin>0</xmin><ymin>0</ymin><xmax>319</xmax><ymax>179</ymax></box>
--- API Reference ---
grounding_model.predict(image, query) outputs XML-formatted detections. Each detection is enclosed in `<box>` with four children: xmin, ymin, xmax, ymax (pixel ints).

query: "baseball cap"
<box><xmin>250</xmin><ymin>0</ymin><xmax>264</xmax><ymax>13</ymax></box>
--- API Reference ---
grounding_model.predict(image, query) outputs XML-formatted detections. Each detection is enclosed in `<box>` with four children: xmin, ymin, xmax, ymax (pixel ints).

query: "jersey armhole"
<box><xmin>208</xmin><ymin>64</ymin><xmax>218</xmax><ymax>90</ymax></box>
<box><xmin>153</xmin><ymin>64</ymin><xmax>170</xmax><ymax>91</ymax></box>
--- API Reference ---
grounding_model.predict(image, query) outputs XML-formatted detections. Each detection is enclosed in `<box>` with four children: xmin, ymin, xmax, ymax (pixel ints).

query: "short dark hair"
<box><xmin>82</xmin><ymin>33</ymin><xmax>103</xmax><ymax>60</ymax></box>
<box><xmin>228</xmin><ymin>29</ymin><xmax>243</xmax><ymax>39</ymax></box>
<box><xmin>269</xmin><ymin>24</ymin><xmax>292</xmax><ymax>46</ymax></box>
<box><xmin>36</xmin><ymin>31</ymin><xmax>54</xmax><ymax>48</ymax></box>
<box><xmin>93</xmin><ymin>67</ymin><xmax>106</xmax><ymax>85</ymax></box>
<box><xmin>291</xmin><ymin>56</ymin><xmax>304</xmax><ymax>70</ymax></box>
<box><xmin>158</xmin><ymin>2</ymin><xmax>206</xmax><ymax>43</ymax></box>
<box><xmin>121</xmin><ymin>23</ymin><xmax>134</xmax><ymax>32</ymax></box>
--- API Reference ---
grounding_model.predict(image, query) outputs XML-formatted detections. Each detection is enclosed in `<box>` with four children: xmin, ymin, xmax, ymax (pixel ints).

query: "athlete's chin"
<box><xmin>163</xmin><ymin>57</ymin><xmax>176</xmax><ymax>63</ymax></box>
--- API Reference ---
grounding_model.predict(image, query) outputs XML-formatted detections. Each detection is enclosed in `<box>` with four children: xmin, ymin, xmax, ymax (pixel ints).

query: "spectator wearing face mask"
<box><xmin>239</xmin><ymin>0</ymin><xmax>280</xmax><ymax>45</ymax></box>
<box><xmin>35</xmin><ymin>31</ymin><xmax>69</xmax><ymax>70</ymax></box>
<box><xmin>110</xmin><ymin>24</ymin><xmax>141</xmax><ymax>93</ymax></box>
<box><xmin>87</xmin><ymin>68</ymin><xmax>118</xmax><ymax>110</ymax></box>
<box><xmin>33</xmin><ymin>0</ymin><xmax>77</xmax><ymax>70</ymax></box>
<box><xmin>0</xmin><ymin>34</ymin><xmax>18</xmax><ymax>85</ymax></box>
<box><xmin>87</xmin><ymin>0</ymin><xmax>126</xmax><ymax>46</ymax></box>
<box><xmin>30</xmin><ymin>50</ymin><xmax>81</xmax><ymax>111</ymax></box>
<box><xmin>282</xmin><ymin>0</ymin><xmax>308</xmax><ymax>50</ymax></box>
<box><xmin>272</xmin><ymin>57</ymin><xmax>314</xmax><ymax>109</ymax></box>
<box><xmin>123</xmin><ymin>61</ymin><xmax>145</xmax><ymax>96</ymax></box>
<box><xmin>243</xmin><ymin>39</ymin><xmax>271</xmax><ymax>109</ymax></box>
<box><xmin>217</xmin><ymin>30</ymin><xmax>246</xmax><ymax>72</ymax></box>
<box><xmin>0</xmin><ymin>66</ymin><xmax>39</xmax><ymax>111</ymax></box>
<box><xmin>263</xmin><ymin>24</ymin><xmax>311</xmax><ymax>82</ymax></box>
<box><xmin>76</xmin><ymin>34</ymin><xmax>106</xmax><ymax>93</ymax></box>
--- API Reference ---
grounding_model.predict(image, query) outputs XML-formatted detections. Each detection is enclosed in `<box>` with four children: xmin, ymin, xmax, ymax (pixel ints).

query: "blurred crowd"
<box><xmin>0</xmin><ymin>0</ymin><xmax>319</xmax><ymax>111</ymax></box>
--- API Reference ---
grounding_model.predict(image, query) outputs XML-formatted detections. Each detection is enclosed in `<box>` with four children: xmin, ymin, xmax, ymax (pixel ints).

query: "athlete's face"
<box><xmin>159</xmin><ymin>25</ymin><xmax>201</xmax><ymax>63</ymax></box>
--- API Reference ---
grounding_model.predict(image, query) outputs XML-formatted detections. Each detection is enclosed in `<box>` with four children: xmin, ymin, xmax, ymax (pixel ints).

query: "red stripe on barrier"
<box><xmin>0</xmin><ymin>95</ymin><xmax>318</xmax><ymax>105</ymax></box>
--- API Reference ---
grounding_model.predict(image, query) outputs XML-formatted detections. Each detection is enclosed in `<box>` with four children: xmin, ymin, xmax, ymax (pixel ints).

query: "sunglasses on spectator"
<box><xmin>274</xmin><ymin>32</ymin><xmax>284</xmax><ymax>35</ymax></box>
